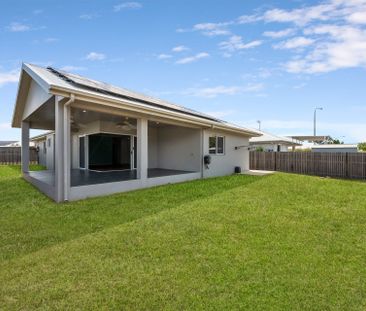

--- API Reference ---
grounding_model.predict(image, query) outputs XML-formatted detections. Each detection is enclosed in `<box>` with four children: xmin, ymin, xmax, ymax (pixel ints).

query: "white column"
<box><xmin>137</xmin><ymin>118</ymin><xmax>148</xmax><ymax>180</ymax></box>
<box><xmin>21</xmin><ymin>121</ymin><xmax>30</xmax><ymax>173</ymax></box>
<box><xmin>54</xmin><ymin>96</ymin><xmax>64</xmax><ymax>202</ymax></box>
<box><xmin>63</xmin><ymin>104</ymin><xmax>71</xmax><ymax>201</ymax></box>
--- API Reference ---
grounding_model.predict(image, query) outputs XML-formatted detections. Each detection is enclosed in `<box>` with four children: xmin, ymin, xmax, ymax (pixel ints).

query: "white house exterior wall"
<box><xmin>203</xmin><ymin>129</ymin><xmax>249</xmax><ymax>178</ymax></box>
<box><xmin>22</xmin><ymin>80</ymin><xmax>52</xmax><ymax>120</ymax></box>
<box><xmin>156</xmin><ymin>126</ymin><xmax>201</xmax><ymax>172</ymax></box>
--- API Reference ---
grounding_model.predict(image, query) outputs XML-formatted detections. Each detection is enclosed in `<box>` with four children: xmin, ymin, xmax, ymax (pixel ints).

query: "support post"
<box><xmin>21</xmin><ymin>121</ymin><xmax>30</xmax><ymax>173</ymax></box>
<box><xmin>55</xmin><ymin>96</ymin><xmax>64</xmax><ymax>202</ymax></box>
<box><xmin>64</xmin><ymin>104</ymin><xmax>71</xmax><ymax>201</ymax></box>
<box><xmin>137</xmin><ymin>118</ymin><xmax>148</xmax><ymax>180</ymax></box>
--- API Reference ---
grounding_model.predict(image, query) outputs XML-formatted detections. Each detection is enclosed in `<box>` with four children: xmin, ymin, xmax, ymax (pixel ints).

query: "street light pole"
<box><xmin>313</xmin><ymin>107</ymin><xmax>323</xmax><ymax>136</ymax></box>
<box><xmin>257</xmin><ymin>120</ymin><xmax>261</xmax><ymax>131</ymax></box>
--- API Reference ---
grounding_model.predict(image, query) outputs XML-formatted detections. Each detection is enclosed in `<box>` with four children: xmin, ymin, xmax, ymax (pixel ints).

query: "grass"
<box><xmin>0</xmin><ymin>165</ymin><xmax>365</xmax><ymax>310</ymax></box>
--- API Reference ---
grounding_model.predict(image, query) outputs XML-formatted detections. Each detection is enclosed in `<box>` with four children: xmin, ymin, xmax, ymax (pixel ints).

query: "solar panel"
<box><xmin>47</xmin><ymin>67</ymin><xmax>221</xmax><ymax>122</ymax></box>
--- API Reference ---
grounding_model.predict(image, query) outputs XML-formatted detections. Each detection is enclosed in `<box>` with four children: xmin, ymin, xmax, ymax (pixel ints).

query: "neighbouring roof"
<box><xmin>30</xmin><ymin>131</ymin><xmax>53</xmax><ymax>142</ymax></box>
<box><xmin>0</xmin><ymin>141</ymin><xmax>17</xmax><ymax>147</ymax></box>
<box><xmin>311</xmin><ymin>144</ymin><xmax>358</xmax><ymax>149</ymax></box>
<box><xmin>250</xmin><ymin>131</ymin><xmax>302</xmax><ymax>146</ymax></box>
<box><xmin>12</xmin><ymin>63</ymin><xmax>261</xmax><ymax>137</ymax></box>
<box><xmin>288</xmin><ymin>135</ymin><xmax>331</xmax><ymax>143</ymax></box>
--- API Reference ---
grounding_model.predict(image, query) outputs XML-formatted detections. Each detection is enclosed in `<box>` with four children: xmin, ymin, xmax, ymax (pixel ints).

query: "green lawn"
<box><xmin>0</xmin><ymin>165</ymin><xmax>365</xmax><ymax>310</ymax></box>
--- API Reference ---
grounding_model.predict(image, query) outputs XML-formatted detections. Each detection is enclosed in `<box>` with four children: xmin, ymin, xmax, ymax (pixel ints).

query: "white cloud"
<box><xmin>114</xmin><ymin>2</ymin><xmax>142</xmax><ymax>12</ymax></box>
<box><xmin>157</xmin><ymin>54</ymin><xmax>172</xmax><ymax>60</ymax></box>
<box><xmin>193</xmin><ymin>22</ymin><xmax>232</xmax><ymax>36</ymax></box>
<box><xmin>85</xmin><ymin>52</ymin><xmax>106</xmax><ymax>61</ymax></box>
<box><xmin>237</xmin><ymin>14</ymin><xmax>262</xmax><ymax>24</ymax></box>
<box><xmin>274</xmin><ymin>37</ymin><xmax>315</xmax><ymax>49</ymax></box>
<box><xmin>263</xmin><ymin>28</ymin><xmax>295</xmax><ymax>38</ymax></box>
<box><xmin>176</xmin><ymin>52</ymin><xmax>210</xmax><ymax>64</ymax></box>
<box><xmin>219</xmin><ymin>35</ymin><xmax>262</xmax><ymax>53</ymax></box>
<box><xmin>7</xmin><ymin>22</ymin><xmax>30</xmax><ymax>32</ymax></box>
<box><xmin>172</xmin><ymin>45</ymin><xmax>189</xmax><ymax>52</ymax></box>
<box><xmin>60</xmin><ymin>66</ymin><xmax>86</xmax><ymax>72</ymax></box>
<box><xmin>185</xmin><ymin>83</ymin><xmax>263</xmax><ymax>98</ymax></box>
<box><xmin>182</xmin><ymin>0</ymin><xmax>366</xmax><ymax>74</ymax></box>
<box><xmin>286</xmin><ymin>24</ymin><xmax>366</xmax><ymax>73</ymax></box>
<box><xmin>262</xmin><ymin>3</ymin><xmax>336</xmax><ymax>26</ymax></box>
<box><xmin>348</xmin><ymin>11</ymin><xmax>366</xmax><ymax>24</ymax></box>
<box><xmin>80</xmin><ymin>13</ymin><xmax>97</xmax><ymax>20</ymax></box>
<box><xmin>0</xmin><ymin>70</ymin><xmax>19</xmax><ymax>87</ymax></box>
<box><xmin>44</xmin><ymin>37</ymin><xmax>58</xmax><ymax>43</ymax></box>
<box><xmin>0</xmin><ymin>123</ymin><xmax>11</xmax><ymax>129</ymax></box>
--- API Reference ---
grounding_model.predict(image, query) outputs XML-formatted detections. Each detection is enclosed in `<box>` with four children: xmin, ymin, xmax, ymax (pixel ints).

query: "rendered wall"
<box><xmin>203</xmin><ymin>130</ymin><xmax>249</xmax><ymax>178</ymax></box>
<box><xmin>46</xmin><ymin>134</ymin><xmax>55</xmax><ymax>170</ymax></box>
<box><xmin>148</xmin><ymin>126</ymin><xmax>158</xmax><ymax>168</ymax></box>
<box><xmin>155</xmin><ymin>125</ymin><xmax>201</xmax><ymax>172</ymax></box>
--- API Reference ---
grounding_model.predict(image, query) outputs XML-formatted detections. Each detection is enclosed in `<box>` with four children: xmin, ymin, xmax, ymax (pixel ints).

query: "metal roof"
<box><xmin>48</xmin><ymin>66</ymin><xmax>222</xmax><ymax>123</ymax></box>
<box><xmin>288</xmin><ymin>135</ymin><xmax>331</xmax><ymax>143</ymax></box>
<box><xmin>250</xmin><ymin>131</ymin><xmax>301</xmax><ymax>146</ymax></box>
<box><xmin>14</xmin><ymin>63</ymin><xmax>260</xmax><ymax>136</ymax></box>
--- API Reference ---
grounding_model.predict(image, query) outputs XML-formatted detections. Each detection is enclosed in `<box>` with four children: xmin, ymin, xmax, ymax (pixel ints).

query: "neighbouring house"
<box><xmin>31</xmin><ymin>131</ymin><xmax>54</xmax><ymax>169</ymax></box>
<box><xmin>12</xmin><ymin>63</ymin><xmax>260</xmax><ymax>202</ymax></box>
<box><xmin>249</xmin><ymin>131</ymin><xmax>301</xmax><ymax>152</ymax></box>
<box><xmin>288</xmin><ymin>135</ymin><xmax>331</xmax><ymax>144</ymax></box>
<box><xmin>311</xmin><ymin>144</ymin><xmax>358</xmax><ymax>153</ymax></box>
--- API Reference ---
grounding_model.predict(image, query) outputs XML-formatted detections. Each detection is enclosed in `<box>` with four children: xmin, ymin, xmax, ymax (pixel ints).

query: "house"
<box><xmin>30</xmin><ymin>131</ymin><xmax>54</xmax><ymax>169</ymax></box>
<box><xmin>311</xmin><ymin>144</ymin><xmax>358</xmax><ymax>153</ymax></box>
<box><xmin>249</xmin><ymin>131</ymin><xmax>301</xmax><ymax>152</ymax></box>
<box><xmin>12</xmin><ymin>63</ymin><xmax>260</xmax><ymax>202</ymax></box>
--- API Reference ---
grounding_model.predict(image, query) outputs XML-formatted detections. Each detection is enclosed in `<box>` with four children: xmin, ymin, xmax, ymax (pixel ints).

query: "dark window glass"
<box><xmin>217</xmin><ymin>136</ymin><xmax>224</xmax><ymax>154</ymax></box>
<box><xmin>133</xmin><ymin>136</ymin><xmax>137</xmax><ymax>169</ymax></box>
<box><xmin>209</xmin><ymin>136</ymin><xmax>216</xmax><ymax>154</ymax></box>
<box><xmin>79</xmin><ymin>137</ymin><xmax>85</xmax><ymax>168</ymax></box>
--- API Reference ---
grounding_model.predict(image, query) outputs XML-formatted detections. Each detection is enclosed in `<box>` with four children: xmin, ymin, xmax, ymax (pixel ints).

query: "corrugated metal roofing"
<box><xmin>250</xmin><ymin>131</ymin><xmax>300</xmax><ymax>145</ymax></box>
<box><xmin>17</xmin><ymin>63</ymin><xmax>260</xmax><ymax>136</ymax></box>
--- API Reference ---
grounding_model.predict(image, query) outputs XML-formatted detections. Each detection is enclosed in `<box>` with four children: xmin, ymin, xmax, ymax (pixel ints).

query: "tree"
<box><xmin>358</xmin><ymin>142</ymin><xmax>366</xmax><ymax>151</ymax></box>
<box><xmin>324</xmin><ymin>136</ymin><xmax>344</xmax><ymax>144</ymax></box>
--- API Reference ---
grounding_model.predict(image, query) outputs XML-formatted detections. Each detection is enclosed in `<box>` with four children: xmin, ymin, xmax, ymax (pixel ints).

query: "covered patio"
<box><xmin>28</xmin><ymin>168</ymin><xmax>195</xmax><ymax>187</ymax></box>
<box><xmin>20</xmin><ymin>79</ymin><xmax>202</xmax><ymax>201</ymax></box>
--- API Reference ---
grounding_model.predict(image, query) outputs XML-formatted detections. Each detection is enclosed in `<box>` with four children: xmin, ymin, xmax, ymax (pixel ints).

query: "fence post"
<box><xmin>274</xmin><ymin>152</ymin><xmax>277</xmax><ymax>171</ymax></box>
<box><xmin>345</xmin><ymin>152</ymin><xmax>349</xmax><ymax>178</ymax></box>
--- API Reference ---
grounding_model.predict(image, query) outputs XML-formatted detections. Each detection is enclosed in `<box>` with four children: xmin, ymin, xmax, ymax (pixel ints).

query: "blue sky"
<box><xmin>1</xmin><ymin>0</ymin><xmax>366</xmax><ymax>142</ymax></box>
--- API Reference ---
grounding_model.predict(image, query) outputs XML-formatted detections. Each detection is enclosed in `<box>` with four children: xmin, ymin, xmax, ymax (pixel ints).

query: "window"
<box><xmin>43</xmin><ymin>141</ymin><xmax>47</xmax><ymax>154</ymax></box>
<box><xmin>217</xmin><ymin>136</ymin><xmax>224</xmax><ymax>154</ymax></box>
<box><xmin>209</xmin><ymin>136</ymin><xmax>216</xmax><ymax>154</ymax></box>
<box><xmin>209</xmin><ymin>136</ymin><xmax>225</xmax><ymax>155</ymax></box>
<box><xmin>47</xmin><ymin>138</ymin><xmax>51</xmax><ymax>148</ymax></box>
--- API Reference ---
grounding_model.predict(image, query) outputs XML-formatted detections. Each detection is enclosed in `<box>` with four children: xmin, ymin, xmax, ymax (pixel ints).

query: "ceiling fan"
<box><xmin>116</xmin><ymin>118</ymin><xmax>136</xmax><ymax>130</ymax></box>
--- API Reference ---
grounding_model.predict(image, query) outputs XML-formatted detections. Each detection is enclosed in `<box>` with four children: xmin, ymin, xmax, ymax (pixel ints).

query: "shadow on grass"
<box><xmin>0</xmin><ymin>166</ymin><xmax>266</xmax><ymax>261</ymax></box>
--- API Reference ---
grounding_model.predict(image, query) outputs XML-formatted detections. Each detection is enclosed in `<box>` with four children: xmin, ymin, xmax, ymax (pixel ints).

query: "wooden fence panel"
<box><xmin>250</xmin><ymin>151</ymin><xmax>366</xmax><ymax>181</ymax></box>
<box><xmin>0</xmin><ymin>147</ymin><xmax>38</xmax><ymax>164</ymax></box>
